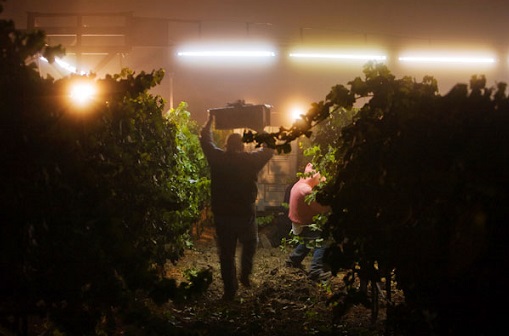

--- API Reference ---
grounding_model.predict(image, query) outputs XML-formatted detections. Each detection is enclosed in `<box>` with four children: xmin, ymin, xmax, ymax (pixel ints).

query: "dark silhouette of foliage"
<box><xmin>249</xmin><ymin>62</ymin><xmax>509</xmax><ymax>334</ymax></box>
<box><xmin>0</xmin><ymin>13</ymin><xmax>211</xmax><ymax>335</ymax></box>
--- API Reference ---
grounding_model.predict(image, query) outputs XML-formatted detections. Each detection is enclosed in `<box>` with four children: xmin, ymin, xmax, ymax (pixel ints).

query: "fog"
<box><xmin>3</xmin><ymin>0</ymin><xmax>509</xmax><ymax>124</ymax></box>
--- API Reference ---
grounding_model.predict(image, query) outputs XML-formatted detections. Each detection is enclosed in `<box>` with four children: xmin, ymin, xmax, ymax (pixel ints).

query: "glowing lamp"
<box><xmin>399</xmin><ymin>56</ymin><xmax>495</xmax><ymax>64</ymax></box>
<box><xmin>289</xmin><ymin>53</ymin><xmax>386</xmax><ymax>61</ymax></box>
<box><xmin>69</xmin><ymin>82</ymin><xmax>97</xmax><ymax>107</ymax></box>
<box><xmin>178</xmin><ymin>50</ymin><xmax>275</xmax><ymax>58</ymax></box>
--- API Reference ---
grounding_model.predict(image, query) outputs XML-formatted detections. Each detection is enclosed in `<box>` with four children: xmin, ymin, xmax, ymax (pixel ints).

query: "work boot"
<box><xmin>285</xmin><ymin>260</ymin><xmax>304</xmax><ymax>269</ymax></box>
<box><xmin>222</xmin><ymin>291</ymin><xmax>236</xmax><ymax>301</ymax></box>
<box><xmin>240</xmin><ymin>275</ymin><xmax>251</xmax><ymax>288</ymax></box>
<box><xmin>308</xmin><ymin>270</ymin><xmax>332</xmax><ymax>283</ymax></box>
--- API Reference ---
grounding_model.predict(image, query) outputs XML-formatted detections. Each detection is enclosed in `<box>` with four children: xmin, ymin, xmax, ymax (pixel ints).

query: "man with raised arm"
<box><xmin>200</xmin><ymin>111</ymin><xmax>274</xmax><ymax>300</ymax></box>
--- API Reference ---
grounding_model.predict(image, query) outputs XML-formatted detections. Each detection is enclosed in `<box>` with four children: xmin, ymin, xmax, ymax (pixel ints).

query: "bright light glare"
<box><xmin>56</xmin><ymin>58</ymin><xmax>78</xmax><ymax>73</ymax></box>
<box><xmin>289</xmin><ymin>53</ymin><xmax>386</xmax><ymax>61</ymax></box>
<box><xmin>70</xmin><ymin>83</ymin><xmax>96</xmax><ymax>106</ymax></box>
<box><xmin>40</xmin><ymin>56</ymin><xmax>89</xmax><ymax>75</ymax></box>
<box><xmin>178</xmin><ymin>50</ymin><xmax>276</xmax><ymax>58</ymax></box>
<box><xmin>399</xmin><ymin>56</ymin><xmax>495</xmax><ymax>63</ymax></box>
<box><xmin>176</xmin><ymin>41</ymin><xmax>277</xmax><ymax>66</ymax></box>
<box><xmin>291</xmin><ymin>106</ymin><xmax>305</xmax><ymax>121</ymax></box>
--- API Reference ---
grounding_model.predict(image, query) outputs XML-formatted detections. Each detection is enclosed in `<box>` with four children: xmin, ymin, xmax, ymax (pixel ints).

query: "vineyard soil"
<box><xmin>165</xmin><ymin>224</ymin><xmax>403</xmax><ymax>335</ymax></box>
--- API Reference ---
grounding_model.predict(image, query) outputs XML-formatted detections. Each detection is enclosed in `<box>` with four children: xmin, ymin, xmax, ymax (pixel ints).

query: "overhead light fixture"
<box><xmin>399</xmin><ymin>56</ymin><xmax>495</xmax><ymax>64</ymax></box>
<box><xmin>39</xmin><ymin>56</ymin><xmax>89</xmax><ymax>75</ymax></box>
<box><xmin>177</xmin><ymin>50</ymin><xmax>275</xmax><ymax>58</ymax></box>
<box><xmin>289</xmin><ymin>52</ymin><xmax>386</xmax><ymax>61</ymax></box>
<box><xmin>176</xmin><ymin>41</ymin><xmax>277</xmax><ymax>60</ymax></box>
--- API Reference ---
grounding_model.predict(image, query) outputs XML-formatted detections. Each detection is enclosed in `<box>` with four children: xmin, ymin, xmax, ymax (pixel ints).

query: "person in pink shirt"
<box><xmin>286</xmin><ymin>163</ymin><xmax>332</xmax><ymax>281</ymax></box>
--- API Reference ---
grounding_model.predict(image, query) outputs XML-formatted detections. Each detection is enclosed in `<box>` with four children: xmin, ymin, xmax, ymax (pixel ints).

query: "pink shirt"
<box><xmin>288</xmin><ymin>177</ymin><xmax>331</xmax><ymax>234</ymax></box>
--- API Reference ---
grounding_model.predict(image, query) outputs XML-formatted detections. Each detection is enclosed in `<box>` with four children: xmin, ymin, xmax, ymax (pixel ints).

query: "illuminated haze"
<box><xmin>2</xmin><ymin>0</ymin><xmax>508</xmax><ymax>124</ymax></box>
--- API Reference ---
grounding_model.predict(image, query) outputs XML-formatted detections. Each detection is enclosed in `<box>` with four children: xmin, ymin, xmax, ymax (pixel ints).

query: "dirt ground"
<box><xmin>164</xmin><ymin>225</ymin><xmax>402</xmax><ymax>336</ymax></box>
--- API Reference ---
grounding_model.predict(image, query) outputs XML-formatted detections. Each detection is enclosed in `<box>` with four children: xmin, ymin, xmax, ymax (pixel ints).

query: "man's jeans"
<box><xmin>214</xmin><ymin>214</ymin><xmax>258</xmax><ymax>297</ymax></box>
<box><xmin>287</xmin><ymin>226</ymin><xmax>326</xmax><ymax>277</ymax></box>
